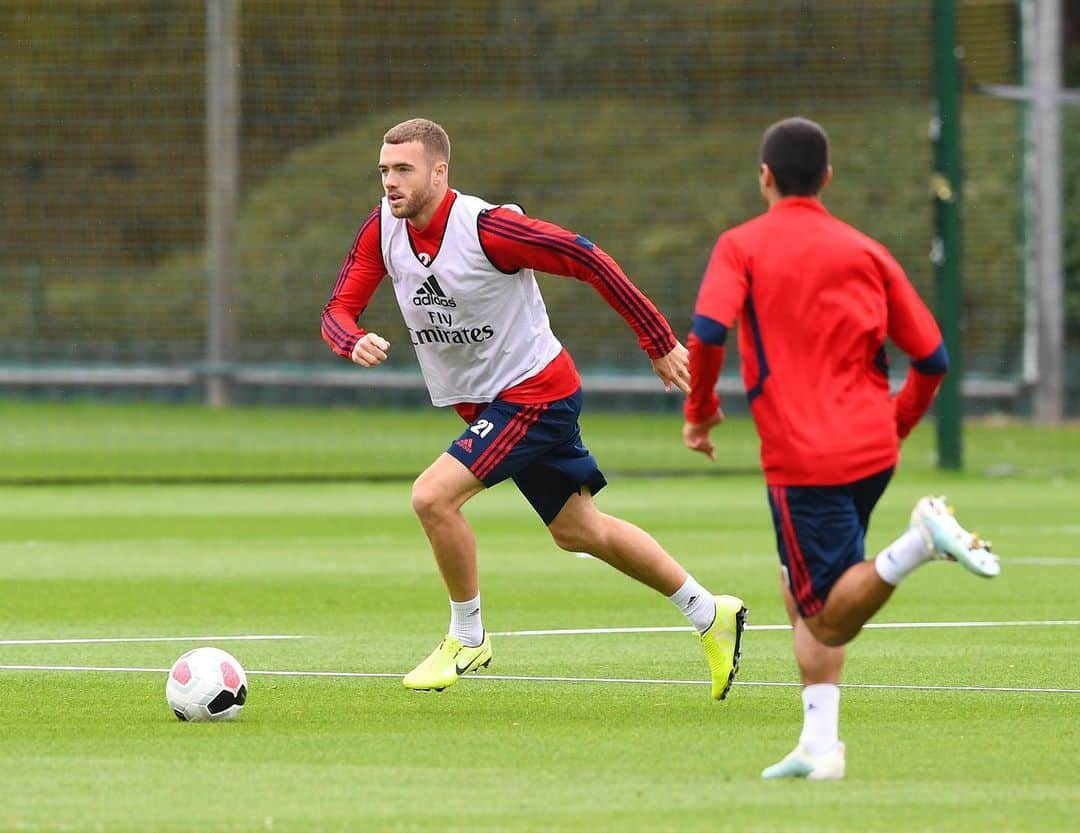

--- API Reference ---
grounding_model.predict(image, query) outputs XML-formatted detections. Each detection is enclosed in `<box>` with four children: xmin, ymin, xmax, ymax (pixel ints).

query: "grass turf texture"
<box><xmin>1</xmin><ymin>404</ymin><xmax>1078</xmax><ymax>832</ymax></box>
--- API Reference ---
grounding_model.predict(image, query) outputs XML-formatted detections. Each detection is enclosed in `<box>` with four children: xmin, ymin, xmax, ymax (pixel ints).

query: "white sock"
<box><xmin>449</xmin><ymin>594</ymin><xmax>484</xmax><ymax>647</ymax></box>
<box><xmin>873</xmin><ymin>527</ymin><xmax>934</xmax><ymax>586</ymax></box>
<box><xmin>799</xmin><ymin>683</ymin><xmax>841</xmax><ymax>756</ymax></box>
<box><xmin>668</xmin><ymin>575</ymin><xmax>717</xmax><ymax>634</ymax></box>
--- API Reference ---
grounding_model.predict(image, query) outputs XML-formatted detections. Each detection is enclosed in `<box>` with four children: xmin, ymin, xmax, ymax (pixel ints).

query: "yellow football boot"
<box><xmin>699</xmin><ymin>594</ymin><xmax>747</xmax><ymax>700</ymax></box>
<box><xmin>403</xmin><ymin>633</ymin><xmax>492</xmax><ymax>692</ymax></box>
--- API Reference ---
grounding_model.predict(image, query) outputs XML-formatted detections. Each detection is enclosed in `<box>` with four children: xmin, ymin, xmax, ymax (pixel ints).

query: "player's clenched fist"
<box><xmin>351</xmin><ymin>332</ymin><xmax>390</xmax><ymax>367</ymax></box>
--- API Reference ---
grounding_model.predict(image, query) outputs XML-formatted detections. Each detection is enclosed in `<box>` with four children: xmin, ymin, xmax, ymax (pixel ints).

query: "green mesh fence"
<box><xmin>1</xmin><ymin>1</ymin><xmax>1073</xmax><ymax>401</ymax></box>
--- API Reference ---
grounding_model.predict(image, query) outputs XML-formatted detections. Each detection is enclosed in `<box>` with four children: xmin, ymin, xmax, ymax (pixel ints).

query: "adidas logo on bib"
<box><xmin>412</xmin><ymin>275</ymin><xmax>457</xmax><ymax>308</ymax></box>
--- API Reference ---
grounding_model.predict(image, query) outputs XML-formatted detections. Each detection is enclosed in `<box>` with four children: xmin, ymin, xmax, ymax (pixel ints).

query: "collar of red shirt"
<box><xmin>769</xmin><ymin>195</ymin><xmax>828</xmax><ymax>214</ymax></box>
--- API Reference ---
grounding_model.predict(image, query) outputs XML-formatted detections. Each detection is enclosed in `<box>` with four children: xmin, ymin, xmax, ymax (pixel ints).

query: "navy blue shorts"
<box><xmin>446</xmin><ymin>389</ymin><xmax>607</xmax><ymax>525</ymax></box>
<box><xmin>766</xmin><ymin>467</ymin><xmax>893</xmax><ymax>618</ymax></box>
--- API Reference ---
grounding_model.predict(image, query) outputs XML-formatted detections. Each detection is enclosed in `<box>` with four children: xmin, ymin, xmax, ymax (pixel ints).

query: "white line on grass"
<box><xmin>0</xmin><ymin>634</ymin><xmax>305</xmax><ymax>646</ymax></box>
<box><xmin>4</xmin><ymin>621</ymin><xmax>1073</xmax><ymax>646</ymax></box>
<box><xmin>0</xmin><ymin>664</ymin><xmax>1077</xmax><ymax>695</ymax></box>
<box><xmin>490</xmin><ymin>619</ymin><xmax>1080</xmax><ymax>637</ymax></box>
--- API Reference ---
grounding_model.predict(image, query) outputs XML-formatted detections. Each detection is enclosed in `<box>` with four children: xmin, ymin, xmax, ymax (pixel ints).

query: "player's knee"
<box><xmin>819</xmin><ymin>629</ymin><xmax>850</xmax><ymax>648</ymax></box>
<box><xmin>410</xmin><ymin>477</ymin><xmax>446</xmax><ymax>521</ymax></box>
<box><xmin>548</xmin><ymin>521</ymin><xmax>589</xmax><ymax>553</ymax></box>
<box><xmin>805</xmin><ymin>616</ymin><xmax>855</xmax><ymax>647</ymax></box>
<box><xmin>548</xmin><ymin>511</ymin><xmax>607</xmax><ymax>553</ymax></box>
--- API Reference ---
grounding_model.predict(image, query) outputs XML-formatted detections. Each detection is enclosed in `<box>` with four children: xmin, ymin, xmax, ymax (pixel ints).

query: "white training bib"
<box><xmin>380</xmin><ymin>191</ymin><xmax>562</xmax><ymax>406</ymax></box>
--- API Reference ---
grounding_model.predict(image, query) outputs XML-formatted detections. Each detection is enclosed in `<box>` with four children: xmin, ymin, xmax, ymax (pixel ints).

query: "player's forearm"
<box><xmin>894</xmin><ymin>343</ymin><xmax>948</xmax><ymax>438</ymax></box>
<box><xmin>323</xmin><ymin>206</ymin><xmax>384</xmax><ymax>358</ymax></box>
<box><xmin>684</xmin><ymin>332</ymin><xmax>725</xmax><ymax>423</ymax></box>
<box><xmin>581</xmin><ymin>260</ymin><xmax>676</xmax><ymax>358</ymax></box>
<box><xmin>894</xmin><ymin>369</ymin><xmax>943</xmax><ymax>438</ymax></box>
<box><xmin>320</xmin><ymin>301</ymin><xmax>363</xmax><ymax>358</ymax></box>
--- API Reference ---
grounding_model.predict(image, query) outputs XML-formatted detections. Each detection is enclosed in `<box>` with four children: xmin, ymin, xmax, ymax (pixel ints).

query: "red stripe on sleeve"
<box><xmin>321</xmin><ymin>205</ymin><xmax>385</xmax><ymax>358</ymax></box>
<box><xmin>478</xmin><ymin>209</ymin><xmax>676</xmax><ymax>359</ymax></box>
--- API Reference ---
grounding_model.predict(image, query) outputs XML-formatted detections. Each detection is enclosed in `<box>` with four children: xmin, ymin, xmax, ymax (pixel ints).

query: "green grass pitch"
<box><xmin>0</xmin><ymin>403</ymin><xmax>1077</xmax><ymax>832</ymax></box>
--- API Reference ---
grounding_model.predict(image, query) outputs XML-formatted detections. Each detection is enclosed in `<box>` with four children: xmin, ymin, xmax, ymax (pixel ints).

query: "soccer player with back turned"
<box><xmin>682</xmin><ymin>117</ymin><xmax>1000</xmax><ymax>779</ymax></box>
<box><xmin>322</xmin><ymin>118</ymin><xmax>746</xmax><ymax>699</ymax></box>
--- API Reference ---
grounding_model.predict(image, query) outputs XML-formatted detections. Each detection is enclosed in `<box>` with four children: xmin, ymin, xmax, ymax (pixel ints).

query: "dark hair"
<box><xmin>760</xmin><ymin>117</ymin><xmax>829</xmax><ymax>196</ymax></box>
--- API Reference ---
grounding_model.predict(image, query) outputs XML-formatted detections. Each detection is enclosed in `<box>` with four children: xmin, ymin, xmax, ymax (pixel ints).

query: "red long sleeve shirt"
<box><xmin>687</xmin><ymin>197</ymin><xmax>947</xmax><ymax>485</ymax></box>
<box><xmin>322</xmin><ymin>190</ymin><xmax>676</xmax><ymax>420</ymax></box>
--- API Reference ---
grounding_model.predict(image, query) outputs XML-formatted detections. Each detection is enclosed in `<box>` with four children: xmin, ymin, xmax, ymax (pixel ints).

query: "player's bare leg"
<box><xmin>403</xmin><ymin>453</ymin><xmax>490</xmax><ymax>691</ymax></box>
<box><xmin>801</xmin><ymin>561</ymin><xmax>895</xmax><ymax>647</ymax></box>
<box><xmin>800</xmin><ymin>494</ymin><xmax>1000</xmax><ymax>648</ymax></box>
<box><xmin>762</xmin><ymin>573</ymin><xmax>846</xmax><ymax>779</ymax></box>
<box><xmin>783</xmin><ymin>580</ymin><xmax>844</xmax><ymax>687</ymax></box>
<box><xmin>410</xmin><ymin>452</ymin><xmax>487</xmax><ymax>601</ymax></box>
<box><xmin>547</xmin><ymin>490</ymin><xmax>747</xmax><ymax>700</ymax></box>
<box><xmin>546</xmin><ymin>489</ymin><xmax>687</xmax><ymax>594</ymax></box>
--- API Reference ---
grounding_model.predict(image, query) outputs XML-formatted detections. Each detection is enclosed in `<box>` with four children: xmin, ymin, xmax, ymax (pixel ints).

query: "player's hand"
<box><xmin>651</xmin><ymin>341</ymin><xmax>690</xmax><ymax>394</ymax></box>
<box><xmin>350</xmin><ymin>332</ymin><xmax>390</xmax><ymax>367</ymax></box>
<box><xmin>682</xmin><ymin>410</ymin><xmax>725</xmax><ymax>462</ymax></box>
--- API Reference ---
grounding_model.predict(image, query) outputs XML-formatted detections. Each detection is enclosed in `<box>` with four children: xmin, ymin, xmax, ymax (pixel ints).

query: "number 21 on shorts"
<box><xmin>469</xmin><ymin>419</ymin><xmax>495</xmax><ymax>438</ymax></box>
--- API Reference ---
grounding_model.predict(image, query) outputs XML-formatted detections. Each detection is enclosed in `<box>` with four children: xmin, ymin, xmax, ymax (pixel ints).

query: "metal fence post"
<box><xmin>1032</xmin><ymin>0</ymin><xmax>1065</xmax><ymax>424</ymax></box>
<box><xmin>206</xmin><ymin>0</ymin><xmax>239</xmax><ymax>406</ymax></box>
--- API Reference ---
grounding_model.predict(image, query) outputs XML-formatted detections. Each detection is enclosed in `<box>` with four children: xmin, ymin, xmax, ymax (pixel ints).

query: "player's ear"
<box><xmin>758</xmin><ymin>164</ymin><xmax>775</xmax><ymax>200</ymax></box>
<box><xmin>820</xmin><ymin>165</ymin><xmax>833</xmax><ymax>192</ymax></box>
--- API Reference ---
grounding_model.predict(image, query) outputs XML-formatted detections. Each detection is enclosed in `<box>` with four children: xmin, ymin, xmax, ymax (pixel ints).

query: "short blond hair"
<box><xmin>383</xmin><ymin>118</ymin><xmax>450</xmax><ymax>164</ymax></box>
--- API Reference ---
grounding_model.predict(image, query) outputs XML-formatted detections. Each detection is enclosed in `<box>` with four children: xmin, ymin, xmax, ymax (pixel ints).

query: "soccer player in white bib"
<box><xmin>322</xmin><ymin>118</ymin><xmax>746</xmax><ymax>696</ymax></box>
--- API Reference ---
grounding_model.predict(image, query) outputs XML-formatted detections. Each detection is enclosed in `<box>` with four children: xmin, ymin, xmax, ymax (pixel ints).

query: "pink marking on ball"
<box><xmin>172</xmin><ymin>661</ymin><xmax>192</xmax><ymax>685</ymax></box>
<box><xmin>221</xmin><ymin>661</ymin><xmax>240</xmax><ymax>690</ymax></box>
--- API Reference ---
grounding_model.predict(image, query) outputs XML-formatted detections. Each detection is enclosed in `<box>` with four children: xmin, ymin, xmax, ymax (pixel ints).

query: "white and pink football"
<box><xmin>166</xmin><ymin>647</ymin><xmax>248</xmax><ymax>722</ymax></box>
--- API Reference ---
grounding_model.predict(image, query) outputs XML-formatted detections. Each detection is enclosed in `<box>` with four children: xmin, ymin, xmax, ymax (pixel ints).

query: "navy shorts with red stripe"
<box><xmin>766</xmin><ymin>467</ymin><xmax>894</xmax><ymax>618</ymax></box>
<box><xmin>446</xmin><ymin>388</ymin><xmax>607</xmax><ymax>524</ymax></box>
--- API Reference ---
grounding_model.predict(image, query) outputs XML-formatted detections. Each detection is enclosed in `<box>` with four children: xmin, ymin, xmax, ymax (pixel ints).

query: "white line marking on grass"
<box><xmin>0</xmin><ymin>634</ymin><xmax>305</xmax><ymax>646</ymax></box>
<box><xmin>491</xmin><ymin>620</ymin><xmax>1080</xmax><ymax>637</ymax></box>
<box><xmin>0</xmin><ymin>664</ymin><xmax>172</xmax><ymax>673</ymax></box>
<box><xmin>0</xmin><ymin>664</ymin><xmax>1077</xmax><ymax>695</ymax></box>
<box><xmin>471</xmin><ymin>677</ymin><xmax>1080</xmax><ymax>694</ymax></box>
